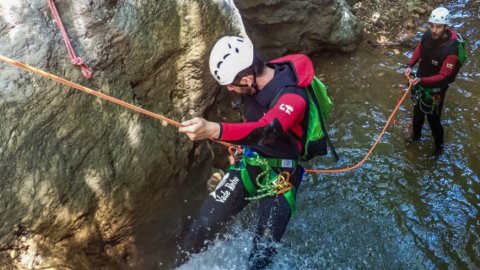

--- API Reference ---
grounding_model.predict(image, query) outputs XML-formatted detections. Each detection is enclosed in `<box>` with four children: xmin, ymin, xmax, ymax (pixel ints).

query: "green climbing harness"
<box><xmin>412</xmin><ymin>85</ymin><xmax>444</xmax><ymax>115</ymax></box>
<box><xmin>228</xmin><ymin>147</ymin><xmax>299</xmax><ymax>214</ymax></box>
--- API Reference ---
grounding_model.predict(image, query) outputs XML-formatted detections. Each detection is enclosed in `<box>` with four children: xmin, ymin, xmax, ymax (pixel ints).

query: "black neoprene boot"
<box><xmin>431</xmin><ymin>145</ymin><xmax>444</xmax><ymax>157</ymax></box>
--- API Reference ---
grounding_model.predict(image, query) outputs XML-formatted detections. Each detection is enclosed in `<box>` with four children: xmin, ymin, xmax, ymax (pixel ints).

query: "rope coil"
<box><xmin>244</xmin><ymin>158</ymin><xmax>293</xmax><ymax>200</ymax></box>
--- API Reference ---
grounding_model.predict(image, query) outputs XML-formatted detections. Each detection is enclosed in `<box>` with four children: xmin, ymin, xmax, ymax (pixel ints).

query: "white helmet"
<box><xmin>209</xmin><ymin>36</ymin><xmax>254</xmax><ymax>85</ymax></box>
<box><xmin>428</xmin><ymin>7</ymin><xmax>451</xmax><ymax>26</ymax></box>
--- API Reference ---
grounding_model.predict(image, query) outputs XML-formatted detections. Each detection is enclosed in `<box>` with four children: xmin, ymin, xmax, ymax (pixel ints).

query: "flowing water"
<box><xmin>175</xmin><ymin>1</ymin><xmax>479</xmax><ymax>269</ymax></box>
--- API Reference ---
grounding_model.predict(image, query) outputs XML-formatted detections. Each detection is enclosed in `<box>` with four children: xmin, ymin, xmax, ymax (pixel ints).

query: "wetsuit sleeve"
<box><xmin>407</xmin><ymin>43</ymin><xmax>422</xmax><ymax>67</ymax></box>
<box><xmin>219</xmin><ymin>93</ymin><xmax>307</xmax><ymax>145</ymax></box>
<box><xmin>420</xmin><ymin>54</ymin><xmax>458</xmax><ymax>86</ymax></box>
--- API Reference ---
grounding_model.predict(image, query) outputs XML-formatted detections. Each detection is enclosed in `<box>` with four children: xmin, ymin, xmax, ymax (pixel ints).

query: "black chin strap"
<box><xmin>251</xmin><ymin>69</ymin><xmax>259</xmax><ymax>94</ymax></box>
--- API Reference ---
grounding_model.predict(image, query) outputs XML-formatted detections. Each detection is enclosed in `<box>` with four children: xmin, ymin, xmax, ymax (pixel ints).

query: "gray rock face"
<box><xmin>234</xmin><ymin>0</ymin><xmax>363</xmax><ymax>59</ymax></box>
<box><xmin>0</xmin><ymin>0</ymin><xmax>243</xmax><ymax>268</ymax></box>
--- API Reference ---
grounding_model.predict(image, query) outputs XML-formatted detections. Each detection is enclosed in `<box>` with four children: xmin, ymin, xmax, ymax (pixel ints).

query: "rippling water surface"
<box><xmin>177</xmin><ymin>1</ymin><xmax>479</xmax><ymax>269</ymax></box>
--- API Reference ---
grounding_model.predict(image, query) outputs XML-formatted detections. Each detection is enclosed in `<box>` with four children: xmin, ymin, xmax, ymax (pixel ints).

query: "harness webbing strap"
<box><xmin>240</xmin><ymin>166</ymin><xmax>256</xmax><ymax>197</ymax></box>
<box><xmin>262</xmin><ymin>157</ymin><xmax>298</xmax><ymax>168</ymax></box>
<box><xmin>413</xmin><ymin>85</ymin><xmax>444</xmax><ymax>114</ymax></box>
<box><xmin>283</xmin><ymin>187</ymin><xmax>296</xmax><ymax>215</ymax></box>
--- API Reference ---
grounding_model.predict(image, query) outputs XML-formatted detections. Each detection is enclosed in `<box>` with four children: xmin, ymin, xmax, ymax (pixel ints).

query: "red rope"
<box><xmin>48</xmin><ymin>0</ymin><xmax>92</xmax><ymax>79</ymax></box>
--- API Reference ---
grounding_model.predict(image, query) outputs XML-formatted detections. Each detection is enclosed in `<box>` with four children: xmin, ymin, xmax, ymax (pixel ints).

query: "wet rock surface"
<box><xmin>0</xmin><ymin>1</ymin><xmax>243</xmax><ymax>269</ymax></box>
<box><xmin>351</xmin><ymin>0</ymin><xmax>448</xmax><ymax>47</ymax></box>
<box><xmin>234</xmin><ymin>0</ymin><xmax>364</xmax><ymax>59</ymax></box>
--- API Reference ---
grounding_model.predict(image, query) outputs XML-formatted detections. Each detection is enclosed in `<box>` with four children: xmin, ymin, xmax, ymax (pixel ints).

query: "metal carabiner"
<box><xmin>274</xmin><ymin>171</ymin><xmax>293</xmax><ymax>194</ymax></box>
<box><xmin>227</xmin><ymin>145</ymin><xmax>243</xmax><ymax>165</ymax></box>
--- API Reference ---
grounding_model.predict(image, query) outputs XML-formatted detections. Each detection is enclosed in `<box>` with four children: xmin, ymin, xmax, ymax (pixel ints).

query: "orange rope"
<box><xmin>0</xmin><ymin>54</ymin><xmax>231</xmax><ymax>147</ymax></box>
<box><xmin>304</xmin><ymin>80</ymin><xmax>412</xmax><ymax>174</ymax></box>
<box><xmin>392</xmin><ymin>83</ymin><xmax>407</xmax><ymax>127</ymax></box>
<box><xmin>0</xmin><ymin>54</ymin><xmax>412</xmax><ymax>172</ymax></box>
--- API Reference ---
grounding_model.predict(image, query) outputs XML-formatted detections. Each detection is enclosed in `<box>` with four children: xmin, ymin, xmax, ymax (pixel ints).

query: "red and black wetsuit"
<box><xmin>181</xmin><ymin>59</ymin><xmax>310</xmax><ymax>270</ymax></box>
<box><xmin>408</xmin><ymin>28</ymin><xmax>459</xmax><ymax>86</ymax></box>
<box><xmin>219</xmin><ymin>61</ymin><xmax>308</xmax><ymax>159</ymax></box>
<box><xmin>407</xmin><ymin>28</ymin><xmax>459</xmax><ymax>149</ymax></box>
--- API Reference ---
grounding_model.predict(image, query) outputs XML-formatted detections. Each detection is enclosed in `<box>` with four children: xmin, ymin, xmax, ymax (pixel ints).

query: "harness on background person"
<box><xmin>411</xmin><ymin>84</ymin><xmax>444</xmax><ymax>115</ymax></box>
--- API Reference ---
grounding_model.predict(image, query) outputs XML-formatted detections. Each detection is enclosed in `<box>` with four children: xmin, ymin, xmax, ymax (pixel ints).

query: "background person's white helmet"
<box><xmin>428</xmin><ymin>7</ymin><xmax>451</xmax><ymax>26</ymax></box>
<box><xmin>209</xmin><ymin>36</ymin><xmax>254</xmax><ymax>85</ymax></box>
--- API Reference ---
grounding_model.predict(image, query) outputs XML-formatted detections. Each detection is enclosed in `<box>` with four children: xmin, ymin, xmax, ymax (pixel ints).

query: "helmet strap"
<box><xmin>251</xmin><ymin>69</ymin><xmax>259</xmax><ymax>93</ymax></box>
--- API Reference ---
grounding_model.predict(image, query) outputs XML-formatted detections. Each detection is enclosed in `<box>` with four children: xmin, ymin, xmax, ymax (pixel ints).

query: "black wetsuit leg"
<box><xmin>412</xmin><ymin>90</ymin><xmax>446</xmax><ymax>147</ymax></box>
<box><xmin>181</xmin><ymin>165</ymin><xmax>303</xmax><ymax>270</ymax></box>
<box><xmin>412</xmin><ymin>102</ymin><xmax>425</xmax><ymax>141</ymax></box>
<box><xmin>426</xmin><ymin>93</ymin><xmax>446</xmax><ymax>148</ymax></box>
<box><xmin>181</xmin><ymin>169</ymin><xmax>249</xmax><ymax>256</ymax></box>
<box><xmin>247</xmin><ymin>167</ymin><xmax>303</xmax><ymax>270</ymax></box>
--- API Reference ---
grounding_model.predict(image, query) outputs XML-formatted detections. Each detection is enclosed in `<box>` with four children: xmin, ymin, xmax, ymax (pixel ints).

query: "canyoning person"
<box><xmin>404</xmin><ymin>6</ymin><xmax>464</xmax><ymax>157</ymax></box>
<box><xmin>178</xmin><ymin>36</ymin><xmax>317</xmax><ymax>269</ymax></box>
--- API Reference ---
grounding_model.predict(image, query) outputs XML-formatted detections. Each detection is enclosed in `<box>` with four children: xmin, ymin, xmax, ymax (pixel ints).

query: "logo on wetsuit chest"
<box><xmin>279</xmin><ymin>103</ymin><xmax>294</xmax><ymax>115</ymax></box>
<box><xmin>210</xmin><ymin>173</ymin><xmax>240</xmax><ymax>203</ymax></box>
<box><xmin>431</xmin><ymin>60</ymin><xmax>439</xmax><ymax>66</ymax></box>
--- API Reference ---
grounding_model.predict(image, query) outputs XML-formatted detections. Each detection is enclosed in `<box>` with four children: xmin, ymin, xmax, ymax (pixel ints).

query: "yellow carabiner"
<box><xmin>275</xmin><ymin>171</ymin><xmax>292</xmax><ymax>194</ymax></box>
